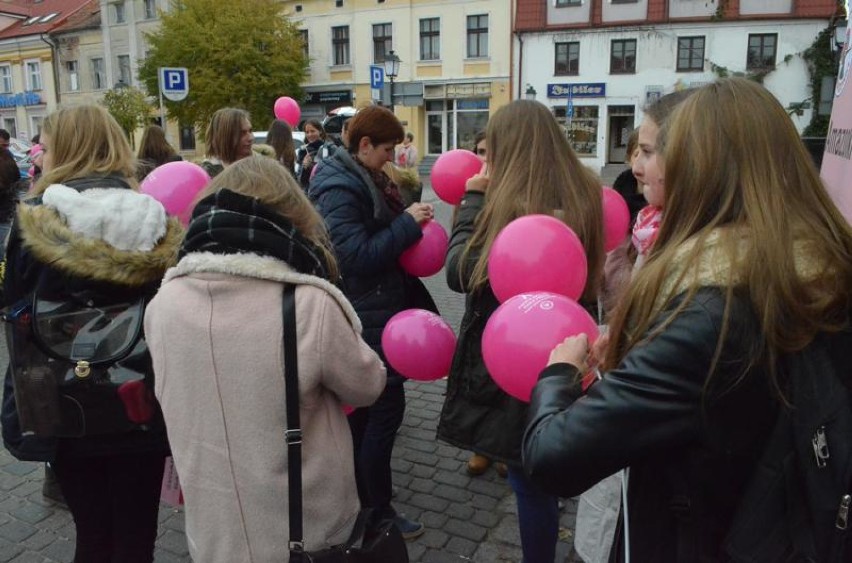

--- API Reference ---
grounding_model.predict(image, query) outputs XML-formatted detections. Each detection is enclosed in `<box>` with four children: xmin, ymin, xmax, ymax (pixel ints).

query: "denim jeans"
<box><xmin>348</xmin><ymin>382</ymin><xmax>405</xmax><ymax>515</ymax></box>
<box><xmin>507</xmin><ymin>466</ymin><xmax>559</xmax><ymax>563</ymax></box>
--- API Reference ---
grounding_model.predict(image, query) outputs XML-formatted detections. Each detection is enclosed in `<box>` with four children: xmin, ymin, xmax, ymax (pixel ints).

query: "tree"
<box><xmin>139</xmin><ymin>0</ymin><xmax>307</xmax><ymax>135</ymax></box>
<box><xmin>101</xmin><ymin>86</ymin><xmax>153</xmax><ymax>147</ymax></box>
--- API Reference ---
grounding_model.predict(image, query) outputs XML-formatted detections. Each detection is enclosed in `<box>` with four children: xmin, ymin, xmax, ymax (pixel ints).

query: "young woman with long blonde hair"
<box><xmin>2</xmin><ymin>104</ymin><xmax>183</xmax><ymax>562</ymax></box>
<box><xmin>523</xmin><ymin>78</ymin><xmax>852</xmax><ymax>561</ymax></box>
<box><xmin>437</xmin><ymin>99</ymin><xmax>604</xmax><ymax>563</ymax></box>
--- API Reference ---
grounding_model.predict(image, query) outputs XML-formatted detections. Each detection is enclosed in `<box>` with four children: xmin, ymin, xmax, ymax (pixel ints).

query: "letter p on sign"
<box><xmin>160</xmin><ymin>67</ymin><xmax>189</xmax><ymax>102</ymax></box>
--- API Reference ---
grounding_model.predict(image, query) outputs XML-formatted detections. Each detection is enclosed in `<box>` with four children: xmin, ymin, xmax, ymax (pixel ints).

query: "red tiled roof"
<box><xmin>49</xmin><ymin>0</ymin><xmax>99</xmax><ymax>34</ymax></box>
<box><xmin>515</xmin><ymin>0</ymin><xmax>547</xmax><ymax>32</ymax></box>
<box><xmin>0</xmin><ymin>0</ymin><xmax>94</xmax><ymax>39</ymax></box>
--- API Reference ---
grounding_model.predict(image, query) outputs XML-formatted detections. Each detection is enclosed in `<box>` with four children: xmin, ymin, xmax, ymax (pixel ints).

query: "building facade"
<box><xmin>514</xmin><ymin>0</ymin><xmax>843</xmax><ymax>173</ymax></box>
<box><xmin>285</xmin><ymin>0</ymin><xmax>512</xmax><ymax>155</ymax></box>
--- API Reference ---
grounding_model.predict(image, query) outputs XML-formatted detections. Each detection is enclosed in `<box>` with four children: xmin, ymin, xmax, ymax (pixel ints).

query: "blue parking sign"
<box><xmin>159</xmin><ymin>67</ymin><xmax>189</xmax><ymax>102</ymax></box>
<box><xmin>370</xmin><ymin>66</ymin><xmax>384</xmax><ymax>89</ymax></box>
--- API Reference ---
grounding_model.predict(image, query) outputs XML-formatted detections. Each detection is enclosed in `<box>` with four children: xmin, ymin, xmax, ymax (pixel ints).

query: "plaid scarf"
<box><xmin>181</xmin><ymin>188</ymin><xmax>331</xmax><ymax>279</ymax></box>
<box><xmin>353</xmin><ymin>155</ymin><xmax>405</xmax><ymax>215</ymax></box>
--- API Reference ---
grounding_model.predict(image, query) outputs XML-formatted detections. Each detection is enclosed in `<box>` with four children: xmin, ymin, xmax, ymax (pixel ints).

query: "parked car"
<box><xmin>322</xmin><ymin>106</ymin><xmax>357</xmax><ymax>146</ymax></box>
<box><xmin>252</xmin><ymin>131</ymin><xmax>305</xmax><ymax>154</ymax></box>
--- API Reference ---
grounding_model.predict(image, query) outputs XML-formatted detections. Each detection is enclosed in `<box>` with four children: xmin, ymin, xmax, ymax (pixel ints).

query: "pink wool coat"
<box><xmin>144</xmin><ymin>252</ymin><xmax>386</xmax><ymax>562</ymax></box>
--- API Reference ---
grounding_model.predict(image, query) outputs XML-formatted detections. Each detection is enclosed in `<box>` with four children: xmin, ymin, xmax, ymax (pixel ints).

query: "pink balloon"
<box><xmin>274</xmin><ymin>96</ymin><xmax>301</xmax><ymax>127</ymax></box>
<box><xmin>430</xmin><ymin>149</ymin><xmax>482</xmax><ymax>205</ymax></box>
<box><xmin>602</xmin><ymin>186</ymin><xmax>630</xmax><ymax>252</ymax></box>
<box><xmin>341</xmin><ymin>404</ymin><xmax>354</xmax><ymax>416</ymax></box>
<box><xmin>381</xmin><ymin>309</ymin><xmax>457</xmax><ymax>381</ymax></box>
<box><xmin>140</xmin><ymin>161</ymin><xmax>210</xmax><ymax>226</ymax></box>
<box><xmin>482</xmin><ymin>292</ymin><xmax>599</xmax><ymax>402</ymax></box>
<box><xmin>488</xmin><ymin>215</ymin><xmax>587</xmax><ymax>303</ymax></box>
<box><xmin>399</xmin><ymin>220</ymin><xmax>449</xmax><ymax>278</ymax></box>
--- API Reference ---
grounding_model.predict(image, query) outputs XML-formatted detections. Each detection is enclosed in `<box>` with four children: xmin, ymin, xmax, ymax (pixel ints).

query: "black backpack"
<box><xmin>723</xmin><ymin>327</ymin><xmax>852</xmax><ymax>562</ymax></box>
<box><xmin>4</xmin><ymin>283</ymin><xmax>159</xmax><ymax>438</ymax></box>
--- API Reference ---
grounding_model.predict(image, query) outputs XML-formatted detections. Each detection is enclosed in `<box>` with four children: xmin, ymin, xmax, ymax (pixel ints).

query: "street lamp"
<box><xmin>525</xmin><ymin>84</ymin><xmax>537</xmax><ymax>101</ymax></box>
<box><xmin>383</xmin><ymin>50</ymin><xmax>401</xmax><ymax>112</ymax></box>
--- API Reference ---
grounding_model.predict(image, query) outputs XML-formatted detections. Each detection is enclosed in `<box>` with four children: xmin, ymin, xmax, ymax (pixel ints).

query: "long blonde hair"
<box><xmin>34</xmin><ymin>104</ymin><xmax>136</xmax><ymax>194</ymax></box>
<box><xmin>605</xmin><ymin>79</ymin><xmax>852</xmax><ymax>393</ymax></box>
<box><xmin>461</xmin><ymin>100</ymin><xmax>604</xmax><ymax>301</ymax></box>
<box><xmin>199</xmin><ymin>156</ymin><xmax>339</xmax><ymax>281</ymax></box>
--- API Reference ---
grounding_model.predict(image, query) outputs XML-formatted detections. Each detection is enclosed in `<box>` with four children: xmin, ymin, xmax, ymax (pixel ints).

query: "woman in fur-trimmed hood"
<box><xmin>145</xmin><ymin>157</ymin><xmax>386</xmax><ymax>562</ymax></box>
<box><xmin>1</xmin><ymin>105</ymin><xmax>183</xmax><ymax>563</ymax></box>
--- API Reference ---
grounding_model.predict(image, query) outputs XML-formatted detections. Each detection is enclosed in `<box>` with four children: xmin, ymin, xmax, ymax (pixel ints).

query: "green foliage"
<box><xmin>101</xmin><ymin>86</ymin><xmax>152</xmax><ymax>146</ymax></box>
<box><xmin>801</xmin><ymin>27</ymin><xmax>836</xmax><ymax>137</ymax></box>
<box><xmin>708</xmin><ymin>61</ymin><xmax>774</xmax><ymax>83</ymax></box>
<box><xmin>139</xmin><ymin>0</ymin><xmax>307</xmax><ymax>135</ymax></box>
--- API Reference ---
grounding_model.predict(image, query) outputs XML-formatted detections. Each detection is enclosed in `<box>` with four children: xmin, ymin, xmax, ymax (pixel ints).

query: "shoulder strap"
<box><xmin>282</xmin><ymin>285</ymin><xmax>306</xmax><ymax>561</ymax></box>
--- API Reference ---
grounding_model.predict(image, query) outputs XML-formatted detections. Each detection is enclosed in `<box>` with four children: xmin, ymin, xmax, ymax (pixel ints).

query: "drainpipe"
<box><xmin>516</xmin><ymin>33</ymin><xmax>524</xmax><ymax>101</ymax></box>
<box><xmin>39</xmin><ymin>33</ymin><xmax>60</xmax><ymax>106</ymax></box>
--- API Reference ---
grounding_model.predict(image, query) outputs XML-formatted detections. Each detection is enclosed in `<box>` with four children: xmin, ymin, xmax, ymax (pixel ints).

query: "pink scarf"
<box><xmin>632</xmin><ymin>205</ymin><xmax>663</xmax><ymax>258</ymax></box>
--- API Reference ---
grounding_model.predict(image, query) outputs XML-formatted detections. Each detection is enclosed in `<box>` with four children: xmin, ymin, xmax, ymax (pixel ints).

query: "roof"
<box><xmin>49</xmin><ymin>0</ymin><xmax>99</xmax><ymax>35</ymax></box>
<box><xmin>0</xmin><ymin>0</ymin><xmax>94</xmax><ymax>40</ymax></box>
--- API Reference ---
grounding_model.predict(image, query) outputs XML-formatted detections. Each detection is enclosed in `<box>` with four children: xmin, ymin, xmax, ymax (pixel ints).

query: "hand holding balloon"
<box><xmin>405</xmin><ymin>202</ymin><xmax>434</xmax><ymax>225</ymax></box>
<box><xmin>547</xmin><ymin>334</ymin><xmax>591</xmax><ymax>372</ymax></box>
<box><xmin>466</xmin><ymin>163</ymin><xmax>489</xmax><ymax>193</ymax></box>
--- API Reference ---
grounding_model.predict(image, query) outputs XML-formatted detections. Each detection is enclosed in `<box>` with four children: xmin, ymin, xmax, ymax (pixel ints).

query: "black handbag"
<box><xmin>281</xmin><ymin>285</ymin><xmax>409</xmax><ymax>563</ymax></box>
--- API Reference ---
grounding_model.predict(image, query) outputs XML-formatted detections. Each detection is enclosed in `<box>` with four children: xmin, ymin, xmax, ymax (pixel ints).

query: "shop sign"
<box><xmin>304</xmin><ymin>90</ymin><xmax>352</xmax><ymax>105</ymax></box>
<box><xmin>547</xmin><ymin>83</ymin><xmax>606</xmax><ymax>99</ymax></box>
<box><xmin>0</xmin><ymin>91</ymin><xmax>41</xmax><ymax>108</ymax></box>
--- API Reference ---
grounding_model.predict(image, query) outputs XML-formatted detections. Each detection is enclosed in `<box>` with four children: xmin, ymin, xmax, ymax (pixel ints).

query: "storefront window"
<box><xmin>426</xmin><ymin>99</ymin><xmax>489</xmax><ymax>154</ymax></box>
<box><xmin>554</xmin><ymin>105</ymin><xmax>599</xmax><ymax>157</ymax></box>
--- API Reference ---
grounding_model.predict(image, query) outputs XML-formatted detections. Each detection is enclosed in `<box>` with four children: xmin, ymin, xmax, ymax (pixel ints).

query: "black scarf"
<box><xmin>181</xmin><ymin>188</ymin><xmax>332</xmax><ymax>280</ymax></box>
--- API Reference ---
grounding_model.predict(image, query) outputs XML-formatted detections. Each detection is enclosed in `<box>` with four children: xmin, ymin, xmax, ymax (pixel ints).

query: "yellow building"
<box><xmin>285</xmin><ymin>0</ymin><xmax>512</xmax><ymax>156</ymax></box>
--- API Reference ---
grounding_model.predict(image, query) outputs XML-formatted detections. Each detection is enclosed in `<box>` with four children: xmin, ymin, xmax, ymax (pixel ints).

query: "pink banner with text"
<box><xmin>821</xmin><ymin>25</ymin><xmax>852</xmax><ymax>224</ymax></box>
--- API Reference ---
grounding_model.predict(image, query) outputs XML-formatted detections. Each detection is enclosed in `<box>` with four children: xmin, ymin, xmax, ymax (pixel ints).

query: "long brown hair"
<box><xmin>267</xmin><ymin>119</ymin><xmax>295</xmax><ymax>171</ymax></box>
<box><xmin>197</xmin><ymin>156</ymin><xmax>339</xmax><ymax>282</ymax></box>
<box><xmin>461</xmin><ymin>100</ymin><xmax>604</xmax><ymax>301</ymax></box>
<box><xmin>35</xmin><ymin>105</ymin><xmax>136</xmax><ymax>194</ymax></box>
<box><xmin>205</xmin><ymin>108</ymin><xmax>250</xmax><ymax>164</ymax></box>
<box><xmin>604</xmin><ymin>78</ymin><xmax>852</xmax><ymax>395</ymax></box>
<box><xmin>138</xmin><ymin>125</ymin><xmax>177</xmax><ymax>166</ymax></box>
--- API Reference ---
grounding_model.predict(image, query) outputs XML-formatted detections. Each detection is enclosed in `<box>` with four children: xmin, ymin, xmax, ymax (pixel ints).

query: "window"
<box><xmin>555</xmin><ymin>42</ymin><xmax>579</xmax><ymax>76</ymax></box>
<box><xmin>25</xmin><ymin>60</ymin><xmax>42</xmax><ymax>91</ymax></box>
<box><xmin>30</xmin><ymin>116</ymin><xmax>44</xmax><ymax>138</ymax></box>
<box><xmin>0</xmin><ymin>65</ymin><xmax>11</xmax><ymax>93</ymax></box>
<box><xmin>144</xmin><ymin>0</ymin><xmax>156</xmax><ymax>19</ymax></box>
<box><xmin>299</xmin><ymin>30</ymin><xmax>309</xmax><ymax>60</ymax></box>
<box><xmin>332</xmin><ymin>26</ymin><xmax>350</xmax><ymax>66</ymax></box>
<box><xmin>420</xmin><ymin>18</ymin><xmax>440</xmax><ymax>61</ymax></box>
<box><xmin>67</xmin><ymin>60</ymin><xmax>79</xmax><ymax>91</ymax></box>
<box><xmin>747</xmin><ymin>33</ymin><xmax>777</xmax><ymax>70</ymax></box>
<box><xmin>676</xmin><ymin>36</ymin><xmax>704</xmax><ymax>72</ymax></box>
<box><xmin>92</xmin><ymin>58</ymin><xmax>106</xmax><ymax>90</ymax></box>
<box><xmin>373</xmin><ymin>23</ymin><xmax>392</xmax><ymax>63</ymax></box>
<box><xmin>555</xmin><ymin>0</ymin><xmax>582</xmax><ymax>6</ymax></box>
<box><xmin>554</xmin><ymin>106</ymin><xmax>599</xmax><ymax>157</ymax></box>
<box><xmin>113</xmin><ymin>1</ymin><xmax>126</xmax><ymax>24</ymax></box>
<box><xmin>180</xmin><ymin>123</ymin><xmax>196</xmax><ymax>151</ymax></box>
<box><xmin>3</xmin><ymin>118</ymin><xmax>16</xmax><ymax>139</ymax></box>
<box><xmin>610</xmin><ymin>39</ymin><xmax>636</xmax><ymax>74</ymax></box>
<box><xmin>466</xmin><ymin>15</ymin><xmax>488</xmax><ymax>58</ymax></box>
<box><xmin>117</xmin><ymin>55</ymin><xmax>132</xmax><ymax>85</ymax></box>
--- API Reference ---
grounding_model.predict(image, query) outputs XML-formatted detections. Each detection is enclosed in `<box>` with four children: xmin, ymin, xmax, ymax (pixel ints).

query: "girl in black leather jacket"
<box><xmin>523</xmin><ymin>78</ymin><xmax>852</xmax><ymax>562</ymax></box>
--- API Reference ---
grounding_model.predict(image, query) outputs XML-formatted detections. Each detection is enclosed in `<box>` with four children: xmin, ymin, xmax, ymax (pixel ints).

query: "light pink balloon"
<box><xmin>274</xmin><ymin>96</ymin><xmax>301</xmax><ymax>127</ymax></box>
<box><xmin>139</xmin><ymin>161</ymin><xmax>210</xmax><ymax>226</ymax></box>
<box><xmin>381</xmin><ymin>309</ymin><xmax>457</xmax><ymax>381</ymax></box>
<box><xmin>602</xmin><ymin>186</ymin><xmax>630</xmax><ymax>252</ymax></box>
<box><xmin>488</xmin><ymin>214</ymin><xmax>587</xmax><ymax>303</ymax></box>
<box><xmin>399</xmin><ymin>220</ymin><xmax>449</xmax><ymax>278</ymax></box>
<box><xmin>430</xmin><ymin>149</ymin><xmax>482</xmax><ymax>205</ymax></box>
<box><xmin>482</xmin><ymin>292</ymin><xmax>599</xmax><ymax>402</ymax></box>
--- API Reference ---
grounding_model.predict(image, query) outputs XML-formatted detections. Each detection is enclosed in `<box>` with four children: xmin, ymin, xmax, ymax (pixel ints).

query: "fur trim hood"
<box><xmin>164</xmin><ymin>252</ymin><xmax>363</xmax><ymax>332</ymax></box>
<box><xmin>16</xmin><ymin>201</ymin><xmax>184</xmax><ymax>287</ymax></box>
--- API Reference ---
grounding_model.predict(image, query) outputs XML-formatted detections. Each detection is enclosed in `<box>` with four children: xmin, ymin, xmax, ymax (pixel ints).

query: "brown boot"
<box><xmin>466</xmin><ymin>454</ymin><xmax>491</xmax><ymax>476</ymax></box>
<box><xmin>494</xmin><ymin>462</ymin><xmax>508</xmax><ymax>478</ymax></box>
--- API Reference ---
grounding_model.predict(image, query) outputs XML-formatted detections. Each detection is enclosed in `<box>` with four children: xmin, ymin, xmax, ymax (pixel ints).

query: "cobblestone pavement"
<box><xmin>0</xmin><ymin>181</ymin><xmax>580</xmax><ymax>562</ymax></box>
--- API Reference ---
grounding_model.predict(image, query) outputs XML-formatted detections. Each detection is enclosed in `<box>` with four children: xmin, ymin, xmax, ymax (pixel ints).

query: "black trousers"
<box><xmin>348</xmin><ymin>382</ymin><xmax>405</xmax><ymax>516</ymax></box>
<box><xmin>52</xmin><ymin>452</ymin><xmax>166</xmax><ymax>563</ymax></box>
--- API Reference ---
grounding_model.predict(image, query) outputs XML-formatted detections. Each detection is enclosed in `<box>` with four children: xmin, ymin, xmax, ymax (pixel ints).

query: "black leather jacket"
<box><xmin>523</xmin><ymin>289</ymin><xmax>785</xmax><ymax>561</ymax></box>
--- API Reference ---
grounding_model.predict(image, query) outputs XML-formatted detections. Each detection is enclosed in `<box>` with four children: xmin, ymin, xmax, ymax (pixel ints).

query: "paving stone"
<box><xmin>467</xmin><ymin>478</ymin><xmax>509</xmax><ymax>499</ymax></box>
<box><xmin>20</xmin><ymin>530</ymin><xmax>57</xmax><ymax>551</ymax></box>
<box><xmin>409</xmin><ymin>464</ymin><xmax>436</xmax><ymax>479</ymax></box>
<box><xmin>9</xmin><ymin>481</ymin><xmax>42</xmax><ymax>499</ymax></box>
<box><xmin>418</xmin><ymin>528</ymin><xmax>449</xmax><ymax>549</ymax></box>
<box><xmin>34</xmin><ymin>512</ymin><xmax>72</xmax><ymax>535</ymax></box>
<box><xmin>433</xmin><ymin>484</ymin><xmax>471</xmax><ymax>503</ymax></box>
<box><xmin>421</xmin><ymin>549</ymin><xmax>468</xmax><ymax>562</ymax></box>
<box><xmin>491</xmin><ymin>516</ymin><xmax>522</xmax><ymax>547</ymax></box>
<box><xmin>409</xmin><ymin>477</ymin><xmax>437</xmax><ymax>494</ymax></box>
<box><xmin>470</xmin><ymin>493</ymin><xmax>500</xmax><ymax>511</ymax></box>
<box><xmin>403</xmin><ymin>450</ymin><xmax>439</xmax><ymax>467</ymax></box>
<box><xmin>0</xmin><ymin>539</ymin><xmax>24</xmax><ymax>563</ymax></box>
<box><xmin>161</xmin><ymin>513</ymin><xmax>185</xmax><ymax>533</ymax></box>
<box><xmin>445</xmin><ymin>536</ymin><xmax>478</xmax><ymax>558</ymax></box>
<box><xmin>154</xmin><ymin>548</ymin><xmax>189</xmax><ymax>563</ymax></box>
<box><xmin>156</xmin><ymin>529</ymin><xmax>189</xmax><ymax>556</ymax></box>
<box><xmin>434</xmin><ymin>470</ymin><xmax>470</xmax><ymax>489</ymax></box>
<box><xmin>419</xmin><ymin>510</ymin><xmax>449</xmax><ymax>529</ymax></box>
<box><xmin>39</xmin><ymin>537</ymin><xmax>74</xmax><ymax>563</ymax></box>
<box><xmin>390</xmin><ymin>458</ymin><xmax>414</xmax><ymax>473</ymax></box>
<box><xmin>444</xmin><ymin>519</ymin><xmax>486</xmax><ymax>542</ymax></box>
<box><xmin>408</xmin><ymin>493</ymin><xmax>449</xmax><ymax>513</ymax></box>
<box><xmin>0</xmin><ymin>462</ymin><xmax>38</xmax><ymax>477</ymax></box>
<box><xmin>8</xmin><ymin>553</ymin><xmax>49</xmax><ymax>563</ymax></box>
<box><xmin>11</xmin><ymin>503</ymin><xmax>53</xmax><ymax>525</ymax></box>
<box><xmin>471</xmin><ymin>541</ymin><xmax>523</xmax><ymax>562</ymax></box>
<box><xmin>471</xmin><ymin>509</ymin><xmax>501</xmax><ymax>529</ymax></box>
<box><xmin>406</xmin><ymin>542</ymin><xmax>427</xmax><ymax>562</ymax></box>
<box><xmin>0</xmin><ymin>520</ymin><xmax>37</xmax><ymax>542</ymax></box>
<box><xmin>407</xmin><ymin>439</ymin><xmax>439</xmax><ymax>454</ymax></box>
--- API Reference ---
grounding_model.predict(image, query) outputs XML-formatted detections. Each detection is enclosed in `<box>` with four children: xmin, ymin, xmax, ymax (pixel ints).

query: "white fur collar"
<box><xmin>42</xmin><ymin>184</ymin><xmax>167</xmax><ymax>252</ymax></box>
<box><xmin>163</xmin><ymin>252</ymin><xmax>362</xmax><ymax>332</ymax></box>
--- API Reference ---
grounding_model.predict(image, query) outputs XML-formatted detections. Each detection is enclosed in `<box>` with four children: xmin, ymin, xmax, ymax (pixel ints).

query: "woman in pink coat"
<box><xmin>144</xmin><ymin>156</ymin><xmax>387</xmax><ymax>562</ymax></box>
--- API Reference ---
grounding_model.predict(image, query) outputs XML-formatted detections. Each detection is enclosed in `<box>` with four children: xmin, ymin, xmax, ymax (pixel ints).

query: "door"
<box><xmin>607</xmin><ymin>106</ymin><xmax>636</xmax><ymax>164</ymax></box>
